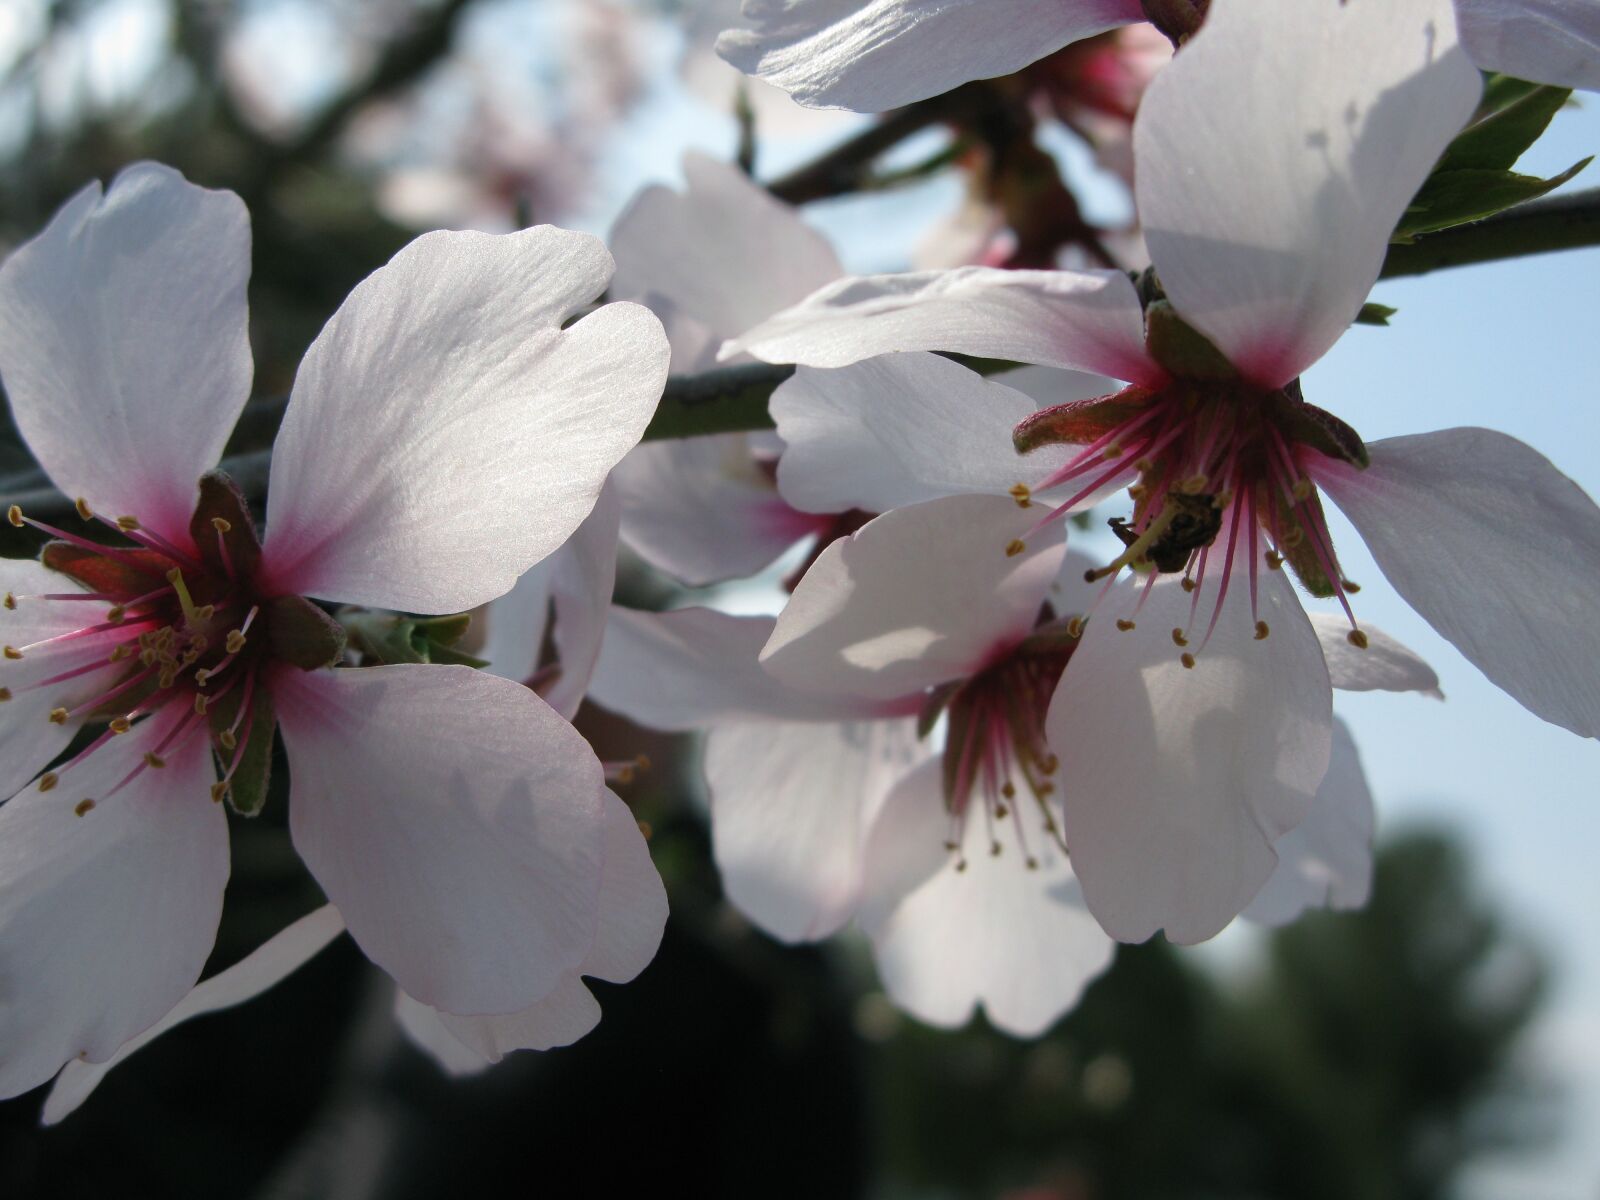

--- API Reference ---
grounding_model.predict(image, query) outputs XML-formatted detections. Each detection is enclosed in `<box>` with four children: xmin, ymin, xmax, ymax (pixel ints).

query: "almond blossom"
<box><xmin>724</xmin><ymin>0</ymin><xmax>1600</xmax><ymax>938</ymax></box>
<box><xmin>0</xmin><ymin>162</ymin><xmax>671</xmax><ymax>1100</ymax></box>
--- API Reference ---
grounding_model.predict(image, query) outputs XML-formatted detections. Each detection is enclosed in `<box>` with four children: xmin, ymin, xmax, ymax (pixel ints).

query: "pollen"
<box><xmin>109</xmin><ymin>717</ymin><xmax>131</xmax><ymax>734</ymax></box>
<box><xmin>3</xmin><ymin>645</ymin><xmax>22</xmax><ymax>659</ymax></box>
<box><xmin>6</xmin><ymin>505</ymin><xmax>22</xmax><ymax>527</ymax></box>
<box><xmin>225</xmin><ymin>630</ymin><xmax>247</xmax><ymax>654</ymax></box>
<box><xmin>1180</xmin><ymin>652</ymin><xmax>1197</xmax><ymax>669</ymax></box>
<box><xmin>106</xmin><ymin>605</ymin><xmax>125</xmax><ymax>623</ymax></box>
<box><xmin>2</xmin><ymin>592</ymin><xmax>12</xmax><ymax>609</ymax></box>
<box><xmin>1009</xmin><ymin>483</ymin><xmax>1032</xmax><ymax>508</ymax></box>
<box><xmin>116</xmin><ymin>515</ymin><xmax>140</xmax><ymax>531</ymax></box>
<box><xmin>38</xmin><ymin>771</ymin><xmax>58</xmax><ymax>792</ymax></box>
<box><xmin>48</xmin><ymin>707</ymin><xmax>67</xmax><ymax>724</ymax></box>
<box><xmin>193</xmin><ymin>695</ymin><xmax>208</xmax><ymax>716</ymax></box>
<box><xmin>1116</xmin><ymin>618</ymin><xmax>1137</xmax><ymax>632</ymax></box>
<box><xmin>210</xmin><ymin>782</ymin><xmax>228</xmax><ymax>804</ymax></box>
<box><xmin>74</xmin><ymin>798</ymin><xmax>94</xmax><ymax>816</ymax></box>
<box><xmin>210</xmin><ymin>517</ymin><xmax>232</xmax><ymax>533</ymax></box>
<box><xmin>218</xmin><ymin>729</ymin><xmax>237</xmax><ymax>750</ymax></box>
<box><xmin>1171</xmin><ymin>628</ymin><xmax>1189</xmax><ymax>647</ymax></box>
<box><xmin>1347</xmin><ymin>629</ymin><xmax>1369</xmax><ymax>649</ymax></box>
<box><xmin>143</xmin><ymin>751</ymin><xmax>165</xmax><ymax>769</ymax></box>
<box><xmin>1004</xmin><ymin>539</ymin><xmax>1027</xmax><ymax>558</ymax></box>
<box><xmin>0</xmin><ymin>688</ymin><xmax>9</xmax><ymax>701</ymax></box>
<box><xmin>1254</xmin><ymin>620</ymin><xmax>1270</xmax><ymax>640</ymax></box>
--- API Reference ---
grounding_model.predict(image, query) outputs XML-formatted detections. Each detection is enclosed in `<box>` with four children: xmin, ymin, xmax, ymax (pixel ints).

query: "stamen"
<box><xmin>38</xmin><ymin>772</ymin><xmax>58</xmax><ymax>792</ymax></box>
<box><xmin>48</xmin><ymin>707</ymin><xmax>67</xmax><ymax>724</ymax></box>
<box><xmin>74</xmin><ymin>799</ymin><xmax>94</xmax><ymax>816</ymax></box>
<box><xmin>1181</xmin><ymin>652</ymin><xmax>1196</xmax><ymax>669</ymax></box>
<box><xmin>3</xmin><ymin>646</ymin><xmax>21</xmax><ymax>659</ymax></box>
<box><xmin>1004</xmin><ymin>539</ymin><xmax>1027</xmax><ymax>558</ymax></box>
<box><xmin>1116</xmin><ymin>618</ymin><xmax>1136</xmax><ymax>632</ymax></box>
<box><xmin>1347</xmin><ymin>629</ymin><xmax>1369</xmax><ymax>649</ymax></box>
<box><xmin>1171</xmin><ymin>628</ymin><xmax>1188</xmax><ymax>647</ymax></box>
<box><xmin>74</xmin><ymin>498</ymin><xmax>93</xmax><ymax>521</ymax></box>
<box><xmin>1008</xmin><ymin>483</ymin><xmax>1032</xmax><ymax>508</ymax></box>
<box><xmin>1255</xmin><ymin>621</ymin><xmax>1270</xmax><ymax>640</ymax></box>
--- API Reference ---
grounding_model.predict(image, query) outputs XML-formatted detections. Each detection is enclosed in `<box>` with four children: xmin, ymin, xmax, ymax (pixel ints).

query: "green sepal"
<box><xmin>1354</xmin><ymin>302</ymin><xmax>1398</xmax><ymax>327</ymax></box>
<box><xmin>265</xmin><ymin>595</ymin><xmax>347</xmax><ymax>670</ymax></box>
<box><xmin>1279</xmin><ymin>398</ymin><xmax>1369</xmax><ymax>469</ymax></box>
<box><xmin>1278</xmin><ymin>493</ymin><xmax>1338</xmax><ymax>599</ymax></box>
<box><xmin>208</xmin><ymin>686</ymin><xmax>277</xmax><ymax>818</ymax></box>
<box><xmin>337</xmin><ymin>609</ymin><xmax>488</xmax><ymax>668</ymax></box>
<box><xmin>1143</xmin><ymin>301</ymin><xmax>1238</xmax><ymax>382</ymax></box>
<box><xmin>190</xmin><ymin>471</ymin><xmax>263</xmax><ymax>585</ymax></box>
<box><xmin>916</xmin><ymin>678</ymin><xmax>963</xmax><ymax>741</ymax></box>
<box><xmin>1013</xmin><ymin>387</ymin><xmax>1150</xmax><ymax>454</ymax></box>
<box><xmin>41</xmin><ymin>541</ymin><xmax>172</xmax><ymax>597</ymax></box>
<box><xmin>1439</xmin><ymin>83</ymin><xmax>1571</xmax><ymax>174</ymax></box>
<box><xmin>940</xmin><ymin>696</ymin><xmax>976</xmax><ymax>815</ymax></box>
<box><xmin>1395</xmin><ymin>157</ymin><xmax>1590</xmax><ymax>240</ymax></box>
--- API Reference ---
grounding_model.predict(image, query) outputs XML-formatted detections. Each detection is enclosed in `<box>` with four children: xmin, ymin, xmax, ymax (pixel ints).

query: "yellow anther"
<box><xmin>1178</xmin><ymin>473</ymin><xmax>1210</xmax><ymax>494</ymax></box>
<box><xmin>995</xmin><ymin>803</ymin><xmax>1010</xmax><ymax>819</ymax></box>
<box><xmin>990</xmin><ymin>841</ymin><xmax>1002</xmax><ymax>857</ymax></box>
<box><xmin>955</xmin><ymin>859</ymin><xmax>969</xmax><ymax>873</ymax></box>
<box><xmin>635</xmin><ymin>754</ymin><xmax>652</xmax><ymax>772</ymax></box>
<box><xmin>6</xmin><ymin>505</ymin><xmax>23</xmax><ymax>527</ymax></box>
<box><xmin>75</xmin><ymin>497</ymin><xmax>93</xmax><ymax>521</ymax></box>
<box><xmin>1066</xmin><ymin>616</ymin><xmax>1085</xmax><ymax>639</ymax></box>
<box><xmin>158</xmin><ymin>669</ymin><xmax>177</xmax><ymax>689</ymax></box>
<box><xmin>1004</xmin><ymin>539</ymin><xmax>1027</xmax><ymax>558</ymax></box>
<box><xmin>116</xmin><ymin>515</ymin><xmax>140</xmax><ymax>531</ymax></box>
<box><xmin>1180</xmin><ymin>652</ymin><xmax>1197</xmax><ymax>669</ymax></box>
<box><xmin>1101</xmin><ymin>442</ymin><xmax>1123</xmax><ymax>461</ymax></box>
<box><xmin>1342</xmin><ymin>580</ymin><xmax>1362</xmax><ymax>594</ymax></box>
<box><xmin>1115</xmin><ymin>618</ymin><xmax>1136</xmax><ymax>632</ymax></box>
<box><xmin>1254</xmin><ymin>620</ymin><xmax>1270</xmax><ymax>640</ymax></box>
<box><xmin>106</xmin><ymin>605</ymin><xmax>125</xmax><ymax>624</ymax></box>
<box><xmin>1265</xmin><ymin>551</ymin><xmax>1283</xmax><ymax>571</ymax></box>
<box><xmin>1036</xmin><ymin>781</ymin><xmax>1055</xmax><ymax>796</ymax></box>
<box><xmin>1127</xmin><ymin>483</ymin><xmax>1148</xmax><ymax>500</ymax></box>
<box><xmin>1009</xmin><ymin>482</ymin><xmax>1032</xmax><ymax>508</ymax></box>
<box><xmin>218</xmin><ymin>729</ymin><xmax>236</xmax><ymax>750</ymax></box>
<box><xmin>193</xmin><ymin>694</ymin><xmax>209</xmax><ymax>716</ymax></box>
<box><xmin>109</xmin><ymin>644</ymin><xmax>133</xmax><ymax>662</ymax></box>
<box><xmin>1040</xmin><ymin>754</ymin><xmax>1058</xmax><ymax>775</ymax></box>
<box><xmin>211</xmin><ymin>517</ymin><xmax>232</xmax><ymax>533</ymax></box>
<box><xmin>1025</xmin><ymin>856</ymin><xmax>1040</xmax><ymax>871</ymax></box>
<box><xmin>193</xmin><ymin>605</ymin><xmax>215</xmax><ymax>621</ymax></box>
<box><xmin>2</xmin><ymin>592</ymin><xmax>13</xmax><ymax>609</ymax></box>
<box><xmin>0</xmin><ymin>687</ymin><xmax>10</xmax><ymax>701</ymax></box>
<box><xmin>1171</xmin><ymin>628</ymin><xmax>1189</xmax><ymax>647</ymax></box>
<box><xmin>1000</xmin><ymin>781</ymin><xmax>1016</xmax><ymax>800</ymax></box>
<box><xmin>38</xmin><ymin>772</ymin><xmax>58</xmax><ymax>792</ymax></box>
<box><xmin>48</xmin><ymin>707</ymin><xmax>67</xmax><ymax>724</ymax></box>
<box><xmin>1212</xmin><ymin>491</ymin><xmax>1233</xmax><ymax>510</ymax></box>
<box><xmin>615</xmin><ymin>765</ymin><xmax>636</xmax><ymax>785</ymax></box>
<box><xmin>74</xmin><ymin>798</ymin><xmax>95</xmax><ymax>816</ymax></box>
<box><xmin>1291</xmin><ymin>478</ymin><xmax>1313</xmax><ymax>502</ymax></box>
<box><xmin>3</xmin><ymin>645</ymin><xmax>22</xmax><ymax>660</ymax></box>
<box><xmin>143</xmin><ymin>751</ymin><xmax>165</xmax><ymax>769</ymax></box>
<box><xmin>1180</xmin><ymin>577</ymin><xmax>1196</xmax><ymax>592</ymax></box>
<box><xmin>109</xmin><ymin>717</ymin><xmax>131</xmax><ymax>734</ymax></box>
<box><xmin>1133</xmin><ymin>457</ymin><xmax>1154</xmax><ymax>474</ymax></box>
<box><xmin>225</xmin><ymin>630</ymin><xmax>246</xmax><ymax>654</ymax></box>
<box><xmin>1347</xmin><ymin>629</ymin><xmax>1369</xmax><ymax>650</ymax></box>
<box><xmin>1281</xmin><ymin>527</ymin><xmax>1304</xmax><ymax>549</ymax></box>
<box><xmin>138</xmin><ymin>649</ymin><xmax>157</xmax><ymax>667</ymax></box>
<box><xmin>943</xmin><ymin>840</ymin><xmax>960</xmax><ymax>852</ymax></box>
<box><xmin>210</xmin><ymin>782</ymin><xmax>228</xmax><ymax>804</ymax></box>
<box><xmin>194</xmin><ymin>668</ymin><xmax>211</xmax><ymax>686</ymax></box>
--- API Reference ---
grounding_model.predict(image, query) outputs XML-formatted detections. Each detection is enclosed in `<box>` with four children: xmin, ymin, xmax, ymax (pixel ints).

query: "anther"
<box><xmin>635</xmin><ymin>754</ymin><xmax>652</xmax><ymax>772</ymax></box>
<box><xmin>943</xmin><ymin>840</ymin><xmax>960</xmax><ymax>852</ymax></box>
<box><xmin>1025</xmin><ymin>857</ymin><xmax>1039</xmax><ymax>871</ymax></box>
<box><xmin>2</xmin><ymin>592</ymin><xmax>12</xmax><ymax>610</ymax></box>
<box><xmin>75</xmin><ymin>498</ymin><xmax>93</xmax><ymax>521</ymax></box>
<box><xmin>636</xmin><ymin>820</ymin><xmax>653</xmax><ymax>841</ymax></box>
<box><xmin>1281</xmin><ymin>527</ymin><xmax>1304</xmax><ymax>549</ymax></box>
<box><xmin>1291</xmin><ymin>478</ymin><xmax>1313</xmax><ymax>502</ymax></box>
<box><xmin>1179</xmin><ymin>473</ymin><xmax>1210</xmax><ymax>494</ymax></box>
<box><xmin>194</xmin><ymin>668</ymin><xmax>211</xmax><ymax>686</ymax></box>
<box><xmin>1004</xmin><ymin>539</ymin><xmax>1027</xmax><ymax>558</ymax></box>
<box><xmin>106</xmin><ymin>605</ymin><xmax>125</xmax><ymax>624</ymax></box>
<box><xmin>1040</xmin><ymin>754</ymin><xmax>1058</xmax><ymax>775</ymax></box>
<box><xmin>210</xmin><ymin>782</ymin><xmax>228</xmax><ymax>803</ymax></box>
<box><xmin>109</xmin><ymin>717</ymin><xmax>131</xmax><ymax>734</ymax></box>
<box><xmin>110</xmin><ymin>644</ymin><xmax>133</xmax><ymax>662</ymax></box>
<box><xmin>1180</xmin><ymin>652</ymin><xmax>1197</xmax><ymax>669</ymax></box>
<box><xmin>1342</xmin><ymin>580</ymin><xmax>1361</xmax><ymax>593</ymax></box>
<box><xmin>0</xmin><ymin>687</ymin><xmax>10</xmax><ymax>701</ymax></box>
<box><xmin>74</xmin><ymin>798</ymin><xmax>94</xmax><ymax>816</ymax></box>
<box><xmin>1212</xmin><ymin>491</ymin><xmax>1233</xmax><ymax>510</ymax></box>
<box><xmin>1037</xmin><ymin>781</ymin><xmax>1055</xmax><ymax>796</ymax></box>
<box><xmin>193</xmin><ymin>695</ymin><xmax>208</xmax><ymax>716</ymax></box>
<box><xmin>225</xmin><ymin>630</ymin><xmax>246</xmax><ymax>654</ymax></box>
<box><xmin>48</xmin><ymin>707</ymin><xmax>67</xmax><ymax>724</ymax></box>
<box><xmin>38</xmin><ymin>772</ymin><xmax>58</xmax><ymax>792</ymax></box>
<box><xmin>995</xmin><ymin>804</ymin><xmax>1010</xmax><ymax>819</ymax></box>
<box><xmin>1102</xmin><ymin>442</ymin><xmax>1123</xmax><ymax>461</ymax></box>
<box><xmin>116</xmin><ymin>515</ymin><xmax>140</xmax><ymax>531</ymax></box>
<box><xmin>1066</xmin><ymin>617</ymin><xmax>1085</xmax><ymax>639</ymax></box>
<box><xmin>1009</xmin><ymin>483</ymin><xmax>1032</xmax><ymax>508</ymax></box>
<box><xmin>1000</xmin><ymin>781</ymin><xmax>1016</xmax><ymax>799</ymax></box>
<box><xmin>211</xmin><ymin>517</ymin><xmax>232</xmax><ymax>534</ymax></box>
<box><xmin>1116</xmin><ymin>618</ymin><xmax>1136</xmax><ymax>632</ymax></box>
<box><xmin>1133</xmin><ymin>457</ymin><xmax>1154</xmax><ymax>474</ymax></box>
<box><xmin>1254</xmin><ymin>620</ymin><xmax>1270</xmax><ymax>640</ymax></box>
<box><xmin>1171</xmin><ymin>628</ymin><xmax>1188</xmax><ymax>647</ymax></box>
<box><xmin>139</xmin><ymin>649</ymin><xmax>157</xmax><ymax>667</ymax></box>
<box><xmin>1265</xmin><ymin>551</ymin><xmax>1283</xmax><ymax>571</ymax></box>
<box><xmin>6</xmin><ymin>505</ymin><xmax>23</xmax><ymax>527</ymax></box>
<box><xmin>143</xmin><ymin>751</ymin><xmax>166</xmax><ymax>769</ymax></box>
<box><xmin>990</xmin><ymin>841</ymin><xmax>1002</xmax><ymax>858</ymax></box>
<box><xmin>218</xmin><ymin>729</ymin><xmax>236</xmax><ymax>750</ymax></box>
<box><xmin>158</xmin><ymin>668</ymin><xmax>177</xmax><ymax>689</ymax></box>
<box><xmin>1347</xmin><ymin>629</ymin><xmax>1369</xmax><ymax>649</ymax></box>
<box><xmin>3</xmin><ymin>646</ymin><xmax>22</xmax><ymax>660</ymax></box>
<box><xmin>955</xmin><ymin>859</ymin><xmax>969</xmax><ymax>873</ymax></box>
<box><xmin>193</xmin><ymin>605</ymin><xmax>215</xmax><ymax>621</ymax></box>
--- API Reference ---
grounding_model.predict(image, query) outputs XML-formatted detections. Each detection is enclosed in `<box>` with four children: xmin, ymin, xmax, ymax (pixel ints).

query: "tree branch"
<box><xmin>1380</xmin><ymin>186</ymin><xmax>1600</xmax><ymax>278</ymax></box>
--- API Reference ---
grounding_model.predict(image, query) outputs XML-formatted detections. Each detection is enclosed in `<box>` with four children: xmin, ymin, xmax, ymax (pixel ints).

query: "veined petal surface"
<box><xmin>1456</xmin><ymin>0</ymin><xmax>1600</xmax><ymax>91</ymax></box>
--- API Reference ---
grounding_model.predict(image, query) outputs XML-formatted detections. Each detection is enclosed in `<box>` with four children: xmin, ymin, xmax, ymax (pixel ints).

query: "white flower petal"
<box><xmin>715</xmin><ymin>0</ymin><xmax>1142</xmax><ymax>112</ymax></box>
<box><xmin>582</xmin><ymin>787</ymin><xmax>669</xmax><ymax>984</ymax></box>
<box><xmin>707</xmin><ymin>717</ymin><xmax>926</xmax><ymax>941</ymax></box>
<box><xmin>723</xmin><ymin>267</ymin><xmax>1163</xmax><ymax>386</ymax></box>
<box><xmin>481</xmin><ymin>557</ymin><xmax>556</xmax><ymax>687</ymax></box>
<box><xmin>610</xmin><ymin>435</ymin><xmax>812</xmax><ymax>586</ymax></box>
<box><xmin>276</xmin><ymin>663</ymin><xmax>607</xmax><ymax>1016</ymax></box>
<box><xmin>771</xmin><ymin>354</ymin><xmax>1092</xmax><ymax>514</ymax></box>
<box><xmin>1309</xmin><ymin>614</ymin><xmax>1443</xmax><ymax>697</ymax></box>
<box><xmin>395</xmin><ymin>975</ymin><xmax>603</xmax><ymax>1076</ymax></box>
<box><xmin>0</xmin><ymin>706</ymin><xmax>227</xmax><ymax>1098</ymax></box>
<box><xmin>0</xmin><ymin>163</ymin><xmax>251</xmax><ymax>544</ymax></box>
<box><xmin>260</xmin><ymin>227</ymin><xmax>669</xmax><ymax>614</ymax></box>
<box><xmin>1456</xmin><ymin>0</ymin><xmax>1600</xmax><ymax>91</ymax></box>
<box><xmin>1047</xmin><ymin>556</ymin><xmax>1332</xmax><ymax>944</ymax></box>
<box><xmin>1243</xmin><ymin>717</ymin><xmax>1375</xmax><ymax>927</ymax></box>
<box><xmin>1135</xmin><ymin>0</ymin><xmax>1481</xmax><ymax>387</ymax></box>
<box><xmin>1318</xmin><ymin>428</ymin><xmax>1600</xmax><ymax>738</ymax></box>
<box><xmin>589</xmin><ymin>606</ymin><xmax>870</xmax><ymax>727</ymax></box>
<box><xmin>43</xmin><ymin>905</ymin><xmax>345</xmax><ymax>1123</ymax></box>
<box><xmin>610</xmin><ymin>151</ymin><xmax>843</xmax><ymax>348</ymax></box>
<box><xmin>858</xmin><ymin>759</ymin><xmax>1113</xmax><ymax>1035</ymax></box>
<box><xmin>762</xmin><ymin>495</ymin><xmax>1066</xmax><ymax>701</ymax></box>
<box><xmin>544</xmin><ymin>482</ymin><xmax>621</xmax><ymax>721</ymax></box>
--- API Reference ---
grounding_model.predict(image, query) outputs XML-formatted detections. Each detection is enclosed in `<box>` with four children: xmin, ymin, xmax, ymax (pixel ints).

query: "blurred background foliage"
<box><xmin>0</xmin><ymin>2</ymin><xmax>1559</xmax><ymax>1196</ymax></box>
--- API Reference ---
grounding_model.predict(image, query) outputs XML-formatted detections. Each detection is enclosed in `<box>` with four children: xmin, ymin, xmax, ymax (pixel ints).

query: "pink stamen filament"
<box><xmin>65</xmin><ymin>664</ymin><xmax>159</xmax><ymax>719</ymax></box>
<box><xmin>103</xmin><ymin>708</ymin><xmax>207</xmax><ymax>801</ymax></box>
<box><xmin>15</xmin><ymin>614</ymin><xmax>163</xmax><ymax>654</ymax></box>
<box><xmin>93</xmin><ymin>513</ymin><xmax>203</xmax><ymax>572</ymax></box>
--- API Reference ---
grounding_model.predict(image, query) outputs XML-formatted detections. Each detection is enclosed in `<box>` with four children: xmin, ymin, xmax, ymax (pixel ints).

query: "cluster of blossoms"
<box><xmin>1</xmin><ymin>0</ymin><xmax>1597</xmax><ymax>1115</ymax></box>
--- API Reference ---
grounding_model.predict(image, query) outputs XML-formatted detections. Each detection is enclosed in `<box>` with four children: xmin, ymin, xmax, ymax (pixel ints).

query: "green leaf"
<box><xmin>1440</xmin><ymin>85</ymin><xmax>1571</xmax><ymax>173</ymax></box>
<box><xmin>1354</xmin><ymin>302</ymin><xmax>1398</xmax><ymax>327</ymax></box>
<box><xmin>337</xmin><ymin>609</ymin><xmax>487</xmax><ymax>668</ymax></box>
<box><xmin>1395</xmin><ymin>158</ymin><xmax>1591</xmax><ymax>240</ymax></box>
